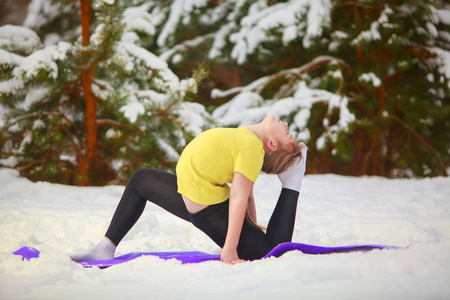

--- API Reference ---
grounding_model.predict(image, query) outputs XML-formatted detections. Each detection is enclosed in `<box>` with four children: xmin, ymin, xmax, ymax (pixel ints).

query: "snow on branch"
<box><xmin>230</xmin><ymin>0</ymin><xmax>331</xmax><ymax>64</ymax></box>
<box><xmin>12</xmin><ymin>42</ymin><xmax>72</xmax><ymax>81</ymax></box>
<box><xmin>352</xmin><ymin>5</ymin><xmax>394</xmax><ymax>46</ymax></box>
<box><xmin>212</xmin><ymin>56</ymin><xmax>355</xmax><ymax>145</ymax></box>
<box><xmin>0</xmin><ymin>25</ymin><xmax>42</xmax><ymax>54</ymax></box>
<box><xmin>0</xmin><ymin>49</ymin><xmax>24</xmax><ymax>66</ymax></box>
<box><xmin>212</xmin><ymin>56</ymin><xmax>350</xmax><ymax>98</ymax></box>
<box><xmin>119</xmin><ymin>42</ymin><xmax>168</xmax><ymax>71</ymax></box>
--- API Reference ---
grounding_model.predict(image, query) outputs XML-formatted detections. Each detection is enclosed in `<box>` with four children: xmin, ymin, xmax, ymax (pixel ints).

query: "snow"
<box><xmin>12</xmin><ymin>41</ymin><xmax>72</xmax><ymax>81</ymax></box>
<box><xmin>17</xmin><ymin>132</ymin><xmax>32</xmax><ymax>154</ymax></box>
<box><xmin>212</xmin><ymin>75</ymin><xmax>355</xmax><ymax>144</ymax></box>
<box><xmin>0</xmin><ymin>168</ymin><xmax>449</xmax><ymax>299</ymax></box>
<box><xmin>212</xmin><ymin>92</ymin><xmax>265</xmax><ymax>126</ymax></box>
<box><xmin>358</xmin><ymin>72</ymin><xmax>382</xmax><ymax>87</ymax></box>
<box><xmin>435</xmin><ymin>8</ymin><xmax>450</xmax><ymax>25</ymax></box>
<box><xmin>32</xmin><ymin>119</ymin><xmax>45</xmax><ymax>130</ymax></box>
<box><xmin>230</xmin><ymin>0</ymin><xmax>331</xmax><ymax>64</ymax></box>
<box><xmin>101</xmin><ymin>0</ymin><xmax>115</xmax><ymax>5</ymax></box>
<box><xmin>135</xmin><ymin>89</ymin><xmax>170</xmax><ymax>106</ymax></box>
<box><xmin>0</xmin><ymin>78</ymin><xmax>25</xmax><ymax>96</ymax></box>
<box><xmin>0</xmin><ymin>25</ymin><xmax>41</xmax><ymax>54</ymax></box>
<box><xmin>23</xmin><ymin>0</ymin><xmax>63</xmax><ymax>29</ymax></box>
<box><xmin>352</xmin><ymin>5</ymin><xmax>393</xmax><ymax>45</ymax></box>
<box><xmin>23</xmin><ymin>87</ymin><xmax>48</xmax><ymax>109</ymax></box>
<box><xmin>156</xmin><ymin>139</ymin><xmax>180</xmax><ymax>163</ymax></box>
<box><xmin>119</xmin><ymin>94</ymin><xmax>145</xmax><ymax>123</ymax></box>
<box><xmin>0</xmin><ymin>49</ymin><xmax>23</xmax><ymax>66</ymax></box>
<box><xmin>119</xmin><ymin>43</ymin><xmax>168</xmax><ymax>71</ymax></box>
<box><xmin>432</xmin><ymin>47</ymin><xmax>450</xmax><ymax>82</ymax></box>
<box><xmin>175</xmin><ymin>102</ymin><xmax>212</xmax><ymax>136</ymax></box>
<box><xmin>1</xmin><ymin>2</ymin><xmax>450</xmax><ymax>297</ymax></box>
<box><xmin>0</xmin><ymin>105</ymin><xmax>7</xmax><ymax>127</ymax></box>
<box><xmin>112</xmin><ymin>41</ymin><xmax>205</xmax><ymax>126</ymax></box>
<box><xmin>157</xmin><ymin>0</ymin><xmax>204</xmax><ymax>47</ymax></box>
<box><xmin>123</xmin><ymin>3</ymin><xmax>156</xmax><ymax>38</ymax></box>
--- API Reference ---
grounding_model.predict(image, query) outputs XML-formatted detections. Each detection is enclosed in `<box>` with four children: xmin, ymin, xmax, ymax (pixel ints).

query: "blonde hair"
<box><xmin>246</xmin><ymin>140</ymin><xmax>307</xmax><ymax>231</ymax></box>
<box><xmin>261</xmin><ymin>141</ymin><xmax>308</xmax><ymax>174</ymax></box>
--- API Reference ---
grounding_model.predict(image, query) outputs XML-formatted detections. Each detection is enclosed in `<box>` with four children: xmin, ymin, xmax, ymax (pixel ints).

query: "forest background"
<box><xmin>0</xmin><ymin>0</ymin><xmax>449</xmax><ymax>186</ymax></box>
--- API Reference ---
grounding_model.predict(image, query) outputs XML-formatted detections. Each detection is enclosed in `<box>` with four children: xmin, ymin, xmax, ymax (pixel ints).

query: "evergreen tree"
<box><xmin>1</xmin><ymin>0</ymin><xmax>449</xmax><ymax>181</ymax></box>
<box><xmin>141</xmin><ymin>0</ymin><xmax>335</xmax><ymax>106</ymax></box>
<box><xmin>0</xmin><ymin>0</ymin><xmax>211</xmax><ymax>185</ymax></box>
<box><xmin>315</xmin><ymin>0</ymin><xmax>450</xmax><ymax>176</ymax></box>
<box><xmin>140</xmin><ymin>0</ymin><xmax>449</xmax><ymax>177</ymax></box>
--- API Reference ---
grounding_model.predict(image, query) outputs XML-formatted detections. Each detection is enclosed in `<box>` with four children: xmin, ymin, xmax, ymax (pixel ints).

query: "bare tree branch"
<box><xmin>96</xmin><ymin>119</ymin><xmax>129</xmax><ymax>129</ymax></box>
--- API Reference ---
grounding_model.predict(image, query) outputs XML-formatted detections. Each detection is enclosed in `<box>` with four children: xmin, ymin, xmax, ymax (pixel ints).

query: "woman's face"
<box><xmin>265</xmin><ymin>115</ymin><xmax>295</xmax><ymax>151</ymax></box>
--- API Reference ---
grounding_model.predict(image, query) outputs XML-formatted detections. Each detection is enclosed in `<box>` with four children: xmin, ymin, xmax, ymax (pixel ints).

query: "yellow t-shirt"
<box><xmin>176</xmin><ymin>127</ymin><xmax>264</xmax><ymax>205</ymax></box>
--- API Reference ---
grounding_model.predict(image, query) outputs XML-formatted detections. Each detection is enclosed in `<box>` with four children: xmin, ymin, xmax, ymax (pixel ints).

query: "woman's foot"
<box><xmin>70</xmin><ymin>237</ymin><xmax>116</xmax><ymax>262</ymax></box>
<box><xmin>277</xmin><ymin>147</ymin><xmax>307</xmax><ymax>192</ymax></box>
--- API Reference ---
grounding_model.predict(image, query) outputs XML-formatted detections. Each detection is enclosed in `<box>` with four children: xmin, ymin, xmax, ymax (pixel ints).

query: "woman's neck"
<box><xmin>245</xmin><ymin>123</ymin><xmax>267</xmax><ymax>142</ymax></box>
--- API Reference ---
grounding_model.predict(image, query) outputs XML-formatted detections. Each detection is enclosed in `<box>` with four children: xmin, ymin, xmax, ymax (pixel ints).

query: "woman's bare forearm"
<box><xmin>221</xmin><ymin>172</ymin><xmax>254</xmax><ymax>263</ymax></box>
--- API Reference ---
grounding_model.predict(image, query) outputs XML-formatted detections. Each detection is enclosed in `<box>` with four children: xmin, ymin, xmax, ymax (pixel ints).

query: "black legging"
<box><xmin>105</xmin><ymin>168</ymin><xmax>299</xmax><ymax>260</ymax></box>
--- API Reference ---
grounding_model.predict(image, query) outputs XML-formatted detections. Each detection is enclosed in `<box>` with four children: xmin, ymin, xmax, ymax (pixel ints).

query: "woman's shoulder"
<box><xmin>198</xmin><ymin>127</ymin><xmax>262</xmax><ymax>148</ymax></box>
<box><xmin>201</xmin><ymin>127</ymin><xmax>250</xmax><ymax>138</ymax></box>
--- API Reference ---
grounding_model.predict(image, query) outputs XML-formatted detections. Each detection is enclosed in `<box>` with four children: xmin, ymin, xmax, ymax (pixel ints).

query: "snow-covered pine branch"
<box><xmin>212</xmin><ymin>56</ymin><xmax>355</xmax><ymax>148</ymax></box>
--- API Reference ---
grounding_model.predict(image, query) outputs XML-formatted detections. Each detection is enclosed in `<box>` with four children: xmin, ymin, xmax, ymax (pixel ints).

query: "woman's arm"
<box><xmin>221</xmin><ymin>172</ymin><xmax>254</xmax><ymax>264</ymax></box>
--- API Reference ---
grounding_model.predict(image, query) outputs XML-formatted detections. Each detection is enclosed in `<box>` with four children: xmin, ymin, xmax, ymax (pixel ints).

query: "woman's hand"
<box><xmin>221</xmin><ymin>246</ymin><xmax>245</xmax><ymax>265</ymax></box>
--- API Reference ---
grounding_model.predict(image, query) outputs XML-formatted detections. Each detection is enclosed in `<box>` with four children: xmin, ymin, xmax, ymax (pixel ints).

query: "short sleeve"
<box><xmin>234</xmin><ymin>146</ymin><xmax>264</xmax><ymax>183</ymax></box>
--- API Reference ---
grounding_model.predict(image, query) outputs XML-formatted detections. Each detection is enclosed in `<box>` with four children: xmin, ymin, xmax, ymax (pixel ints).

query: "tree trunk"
<box><xmin>76</xmin><ymin>0</ymin><xmax>97</xmax><ymax>186</ymax></box>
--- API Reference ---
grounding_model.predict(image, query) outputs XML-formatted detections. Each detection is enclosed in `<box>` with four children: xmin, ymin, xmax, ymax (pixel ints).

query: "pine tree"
<box><xmin>1</xmin><ymin>0</ymin><xmax>448</xmax><ymax>181</ymax></box>
<box><xmin>0</xmin><ymin>0</ymin><xmax>212</xmax><ymax>185</ymax></box>
<box><xmin>141</xmin><ymin>0</ymin><xmax>362</xmax><ymax>173</ymax></box>
<box><xmin>141</xmin><ymin>0</ymin><xmax>449</xmax><ymax>177</ymax></box>
<box><xmin>315</xmin><ymin>0</ymin><xmax>450</xmax><ymax>177</ymax></box>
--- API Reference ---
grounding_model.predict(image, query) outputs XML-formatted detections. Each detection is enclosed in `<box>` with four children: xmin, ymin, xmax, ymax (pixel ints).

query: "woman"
<box><xmin>71</xmin><ymin>115</ymin><xmax>307</xmax><ymax>264</ymax></box>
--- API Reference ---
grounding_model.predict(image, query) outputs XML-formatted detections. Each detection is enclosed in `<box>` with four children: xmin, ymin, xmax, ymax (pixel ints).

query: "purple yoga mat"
<box><xmin>13</xmin><ymin>242</ymin><xmax>398</xmax><ymax>268</ymax></box>
<box><xmin>13</xmin><ymin>246</ymin><xmax>40</xmax><ymax>260</ymax></box>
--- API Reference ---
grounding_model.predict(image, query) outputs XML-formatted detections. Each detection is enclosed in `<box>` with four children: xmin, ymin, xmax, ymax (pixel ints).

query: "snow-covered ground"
<box><xmin>0</xmin><ymin>167</ymin><xmax>449</xmax><ymax>300</ymax></box>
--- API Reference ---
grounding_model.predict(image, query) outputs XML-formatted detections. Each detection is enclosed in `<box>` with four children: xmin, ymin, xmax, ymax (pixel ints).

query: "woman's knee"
<box><xmin>131</xmin><ymin>168</ymin><xmax>154</xmax><ymax>179</ymax></box>
<box><xmin>129</xmin><ymin>168</ymin><xmax>155</xmax><ymax>184</ymax></box>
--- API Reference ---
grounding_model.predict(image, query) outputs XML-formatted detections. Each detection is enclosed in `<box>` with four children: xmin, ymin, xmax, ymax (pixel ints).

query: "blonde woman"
<box><xmin>71</xmin><ymin>115</ymin><xmax>307</xmax><ymax>264</ymax></box>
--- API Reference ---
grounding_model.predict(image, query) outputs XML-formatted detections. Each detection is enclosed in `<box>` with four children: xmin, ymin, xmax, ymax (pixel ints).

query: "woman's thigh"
<box><xmin>134</xmin><ymin>168</ymin><xmax>190</xmax><ymax>221</ymax></box>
